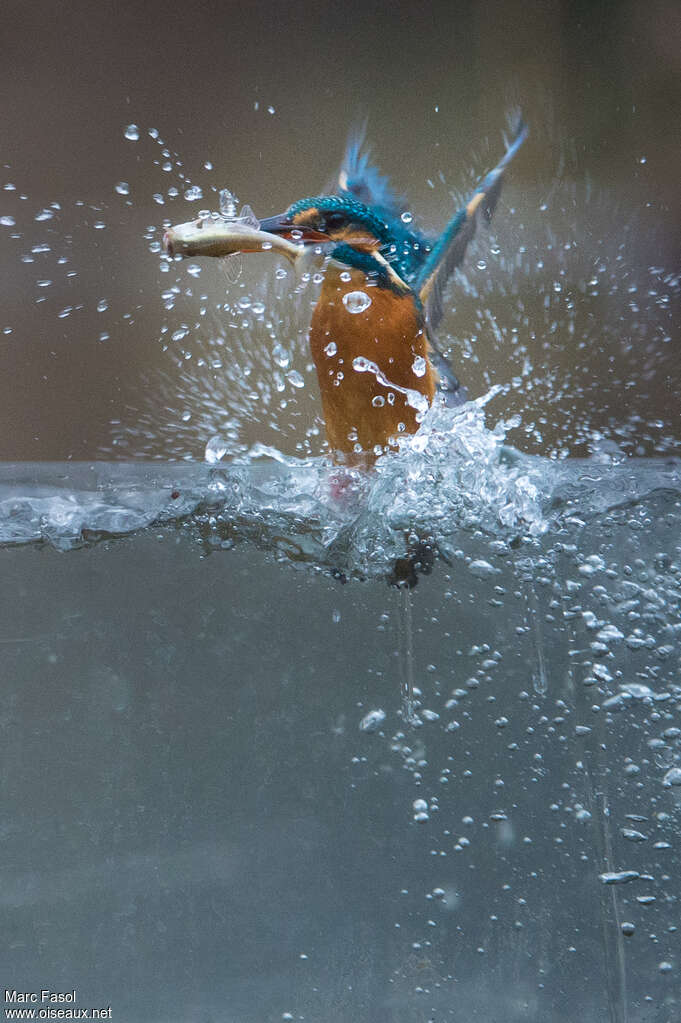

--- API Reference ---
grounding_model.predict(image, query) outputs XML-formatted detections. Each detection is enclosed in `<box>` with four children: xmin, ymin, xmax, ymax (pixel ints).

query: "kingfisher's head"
<box><xmin>261</xmin><ymin>194</ymin><xmax>391</xmax><ymax>251</ymax></box>
<box><xmin>260</xmin><ymin>194</ymin><xmax>427</xmax><ymax>285</ymax></box>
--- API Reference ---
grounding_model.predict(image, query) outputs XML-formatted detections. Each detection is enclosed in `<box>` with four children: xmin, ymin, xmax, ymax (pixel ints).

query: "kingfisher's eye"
<box><xmin>321</xmin><ymin>212</ymin><xmax>346</xmax><ymax>233</ymax></box>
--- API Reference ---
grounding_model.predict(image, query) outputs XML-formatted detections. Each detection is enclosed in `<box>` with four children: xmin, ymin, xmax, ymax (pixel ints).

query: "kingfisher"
<box><xmin>257</xmin><ymin>119</ymin><xmax>528</xmax><ymax>465</ymax></box>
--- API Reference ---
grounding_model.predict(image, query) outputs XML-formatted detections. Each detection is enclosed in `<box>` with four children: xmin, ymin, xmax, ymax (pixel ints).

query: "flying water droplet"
<box><xmin>412</xmin><ymin>355</ymin><xmax>427</xmax><ymax>377</ymax></box>
<box><xmin>272</xmin><ymin>344</ymin><xmax>290</xmax><ymax>369</ymax></box>
<box><xmin>343</xmin><ymin>291</ymin><xmax>371</xmax><ymax>314</ymax></box>
<box><xmin>124</xmin><ymin>124</ymin><xmax>139</xmax><ymax>141</ymax></box>
<box><xmin>205</xmin><ymin>436</ymin><xmax>228</xmax><ymax>463</ymax></box>
<box><xmin>219</xmin><ymin>189</ymin><xmax>238</xmax><ymax>218</ymax></box>
<box><xmin>324</xmin><ymin>341</ymin><xmax>337</xmax><ymax>357</ymax></box>
<box><xmin>115</xmin><ymin>181</ymin><xmax>130</xmax><ymax>196</ymax></box>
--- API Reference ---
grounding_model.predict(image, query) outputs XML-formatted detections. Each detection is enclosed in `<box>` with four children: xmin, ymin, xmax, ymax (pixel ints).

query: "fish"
<box><xmin>162</xmin><ymin>213</ymin><xmax>306</xmax><ymax>264</ymax></box>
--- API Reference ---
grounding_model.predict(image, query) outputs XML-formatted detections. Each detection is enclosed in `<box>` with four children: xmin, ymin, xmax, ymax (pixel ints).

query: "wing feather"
<box><xmin>329</xmin><ymin>122</ymin><xmax>403</xmax><ymax>215</ymax></box>
<box><xmin>417</xmin><ymin>120</ymin><xmax>528</xmax><ymax>332</ymax></box>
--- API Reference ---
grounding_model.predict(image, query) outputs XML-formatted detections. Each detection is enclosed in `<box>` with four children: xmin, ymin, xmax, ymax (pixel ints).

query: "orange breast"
<box><xmin>308</xmin><ymin>264</ymin><xmax>436</xmax><ymax>462</ymax></box>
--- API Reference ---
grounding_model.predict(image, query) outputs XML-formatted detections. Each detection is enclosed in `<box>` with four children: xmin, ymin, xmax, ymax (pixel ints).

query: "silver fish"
<box><xmin>162</xmin><ymin>215</ymin><xmax>302</xmax><ymax>264</ymax></box>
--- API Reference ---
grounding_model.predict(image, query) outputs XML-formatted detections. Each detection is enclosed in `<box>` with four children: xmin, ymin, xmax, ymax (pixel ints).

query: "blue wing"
<box><xmin>333</xmin><ymin>123</ymin><xmax>403</xmax><ymax>216</ymax></box>
<box><xmin>417</xmin><ymin>120</ymin><xmax>529</xmax><ymax>332</ymax></box>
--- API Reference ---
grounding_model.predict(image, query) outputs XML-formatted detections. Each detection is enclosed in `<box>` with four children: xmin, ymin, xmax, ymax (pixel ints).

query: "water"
<box><xmin>2</xmin><ymin>446</ymin><xmax>680</xmax><ymax>1021</ymax></box>
<box><xmin>3</xmin><ymin>5</ymin><xmax>681</xmax><ymax>1018</ymax></box>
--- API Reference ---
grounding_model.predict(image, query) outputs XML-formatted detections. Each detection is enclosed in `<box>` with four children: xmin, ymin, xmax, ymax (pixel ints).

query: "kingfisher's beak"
<box><xmin>259</xmin><ymin>213</ymin><xmax>330</xmax><ymax>243</ymax></box>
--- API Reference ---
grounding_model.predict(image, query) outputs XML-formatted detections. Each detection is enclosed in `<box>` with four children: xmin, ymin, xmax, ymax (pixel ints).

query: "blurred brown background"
<box><xmin>1</xmin><ymin>0</ymin><xmax>679</xmax><ymax>460</ymax></box>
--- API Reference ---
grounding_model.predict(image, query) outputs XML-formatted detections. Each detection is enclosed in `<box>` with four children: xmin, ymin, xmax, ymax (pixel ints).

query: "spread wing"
<box><xmin>416</xmin><ymin>120</ymin><xmax>528</xmax><ymax>333</ymax></box>
<box><xmin>329</xmin><ymin>122</ymin><xmax>403</xmax><ymax>215</ymax></box>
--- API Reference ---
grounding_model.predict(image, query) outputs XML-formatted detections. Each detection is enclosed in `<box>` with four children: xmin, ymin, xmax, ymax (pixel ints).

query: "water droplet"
<box><xmin>184</xmin><ymin>185</ymin><xmax>203</xmax><ymax>201</ymax></box>
<box><xmin>115</xmin><ymin>181</ymin><xmax>130</xmax><ymax>196</ymax></box>
<box><xmin>96</xmin><ymin>299</ymin><xmax>108</xmax><ymax>312</ymax></box>
<box><xmin>621</xmin><ymin>922</ymin><xmax>635</xmax><ymax>936</ymax></box>
<box><xmin>267</xmin><ymin>105</ymin><xmax>275</xmax><ymax>115</ymax></box>
<box><xmin>124</xmin><ymin>124</ymin><xmax>139</xmax><ymax>141</ymax></box>
<box><xmin>324</xmin><ymin>341</ymin><xmax>337</xmax><ymax>357</ymax></box>
<box><xmin>205</xmin><ymin>436</ymin><xmax>228</xmax><ymax>463</ymax></box>
<box><xmin>0</xmin><ymin>215</ymin><xmax>16</xmax><ymax>227</ymax></box>
<box><xmin>343</xmin><ymin>290</ymin><xmax>372</xmax><ymax>314</ymax></box>
<box><xmin>286</xmin><ymin>370</ymin><xmax>305</xmax><ymax>389</ymax></box>
<box><xmin>272</xmin><ymin>344</ymin><xmax>290</xmax><ymax>369</ymax></box>
<box><xmin>401</xmin><ymin>211</ymin><xmax>413</xmax><ymax>224</ymax></box>
<box><xmin>412</xmin><ymin>355</ymin><xmax>427</xmax><ymax>377</ymax></box>
<box><xmin>372</xmin><ymin>395</ymin><xmax>385</xmax><ymax>407</ymax></box>
<box><xmin>219</xmin><ymin>189</ymin><xmax>238</xmax><ymax>217</ymax></box>
<box><xmin>476</xmin><ymin>259</ymin><xmax>487</xmax><ymax>271</ymax></box>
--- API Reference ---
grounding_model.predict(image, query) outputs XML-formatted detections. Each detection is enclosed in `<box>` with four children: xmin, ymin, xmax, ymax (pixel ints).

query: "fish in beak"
<box><xmin>162</xmin><ymin>214</ymin><xmax>305</xmax><ymax>264</ymax></box>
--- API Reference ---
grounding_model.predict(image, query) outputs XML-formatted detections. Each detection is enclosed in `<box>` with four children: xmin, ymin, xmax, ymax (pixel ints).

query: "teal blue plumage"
<box><xmin>282</xmin><ymin>119</ymin><xmax>527</xmax><ymax>298</ymax></box>
<box><xmin>260</xmin><ymin>119</ymin><xmax>528</xmax><ymax>405</ymax></box>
